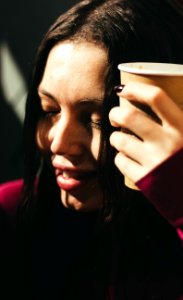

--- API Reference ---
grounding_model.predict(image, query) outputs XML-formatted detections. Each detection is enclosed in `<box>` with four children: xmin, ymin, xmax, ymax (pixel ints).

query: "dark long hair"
<box><xmin>17</xmin><ymin>0</ymin><xmax>183</xmax><ymax>298</ymax></box>
<box><xmin>20</xmin><ymin>0</ymin><xmax>183</xmax><ymax>224</ymax></box>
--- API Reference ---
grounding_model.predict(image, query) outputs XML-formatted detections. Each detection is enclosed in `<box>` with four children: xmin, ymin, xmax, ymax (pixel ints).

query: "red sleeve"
<box><xmin>0</xmin><ymin>179</ymin><xmax>23</xmax><ymax>217</ymax></box>
<box><xmin>136</xmin><ymin>149</ymin><xmax>183</xmax><ymax>241</ymax></box>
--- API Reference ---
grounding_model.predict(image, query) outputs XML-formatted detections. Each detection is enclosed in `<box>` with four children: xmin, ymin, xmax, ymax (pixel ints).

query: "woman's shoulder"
<box><xmin>0</xmin><ymin>179</ymin><xmax>23</xmax><ymax>217</ymax></box>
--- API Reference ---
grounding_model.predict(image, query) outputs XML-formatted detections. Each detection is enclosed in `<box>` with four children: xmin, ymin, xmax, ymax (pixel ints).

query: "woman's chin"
<box><xmin>60</xmin><ymin>189</ymin><xmax>102</xmax><ymax>212</ymax></box>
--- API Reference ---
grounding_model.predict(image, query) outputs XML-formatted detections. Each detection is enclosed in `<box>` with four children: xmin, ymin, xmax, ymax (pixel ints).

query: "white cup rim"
<box><xmin>118</xmin><ymin>62</ymin><xmax>183</xmax><ymax>76</ymax></box>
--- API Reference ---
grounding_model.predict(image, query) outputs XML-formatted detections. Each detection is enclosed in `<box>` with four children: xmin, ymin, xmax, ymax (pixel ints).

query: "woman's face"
<box><xmin>36</xmin><ymin>41</ymin><xmax>108</xmax><ymax>211</ymax></box>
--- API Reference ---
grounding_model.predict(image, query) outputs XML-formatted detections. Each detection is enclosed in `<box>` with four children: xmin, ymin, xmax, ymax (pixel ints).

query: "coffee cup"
<box><xmin>118</xmin><ymin>62</ymin><xmax>183</xmax><ymax>190</ymax></box>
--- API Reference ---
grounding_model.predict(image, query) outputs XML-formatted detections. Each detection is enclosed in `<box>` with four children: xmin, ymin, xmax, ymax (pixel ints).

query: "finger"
<box><xmin>119</xmin><ymin>82</ymin><xmax>183</xmax><ymax>126</ymax></box>
<box><xmin>110</xmin><ymin>130</ymin><xmax>143</xmax><ymax>163</ymax></box>
<box><xmin>109</xmin><ymin>106</ymin><xmax>123</xmax><ymax>127</ymax></box>
<box><xmin>114</xmin><ymin>151</ymin><xmax>144</xmax><ymax>182</ymax></box>
<box><xmin>110</xmin><ymin>97</ymin><xmax>162</xmax><ymax>141</ymax></box>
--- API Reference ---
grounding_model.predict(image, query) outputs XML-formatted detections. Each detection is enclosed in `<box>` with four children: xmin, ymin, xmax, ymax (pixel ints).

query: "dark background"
<box><xmin>0</xmin><ymin>0</ymin><xmax>79</xmax><ymax>183</ymax></box>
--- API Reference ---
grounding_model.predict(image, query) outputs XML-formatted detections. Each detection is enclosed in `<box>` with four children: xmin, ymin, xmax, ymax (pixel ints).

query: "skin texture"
<box><xmin>36</xmin><ymin>41</ymin><xmax>108</xmax><ymax>212</ymax></box>
<box><xmin>109</xmin><ymin>82</ymin><xmax>183</xmax><ymax>182</ymax></box>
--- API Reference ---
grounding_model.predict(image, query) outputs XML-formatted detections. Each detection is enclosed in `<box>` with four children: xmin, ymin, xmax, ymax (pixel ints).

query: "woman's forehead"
<box><xmin>38</xmin><ymin>41</ymin><xmax>107</xmax><ymax>107</ymax></box>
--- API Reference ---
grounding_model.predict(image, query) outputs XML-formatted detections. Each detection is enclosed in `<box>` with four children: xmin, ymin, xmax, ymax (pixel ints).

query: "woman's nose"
<box><xmin>50</xmin><ymin>116</ymin><xmax>84</xmax><ymax>156</ymax></box>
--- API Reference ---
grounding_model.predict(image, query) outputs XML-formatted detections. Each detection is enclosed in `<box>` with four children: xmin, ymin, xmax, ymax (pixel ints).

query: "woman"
<box><xmin>1</xmin><ymin>0</ymin><xmax>183</xmax><ymax>299</ymax></box>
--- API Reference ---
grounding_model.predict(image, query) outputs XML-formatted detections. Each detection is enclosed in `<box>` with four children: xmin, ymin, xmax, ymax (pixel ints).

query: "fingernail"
<box><xmin>113</xmin><ymin>84</ymin><xmax>125</xmax><ymax>93</ymax></box>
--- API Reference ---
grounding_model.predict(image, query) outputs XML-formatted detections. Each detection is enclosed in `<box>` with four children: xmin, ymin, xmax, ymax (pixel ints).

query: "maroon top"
<box><xmin>1</xmin><ymin>150</ymin><xmax>183</xmax><ymax>236</ymax></box>
<box><xmin>0</xmin><ymin>178</ymin><xmax>23</xmax><ymax>219</ymax></box>
<box><xmin>136</xmin><ymin>148</ymin><xmax>183</xmax><ymax>242</ymax></box>
<box><xmin>0</xmin><ymin>150</ymin><xmax>183</xmax><ymax>299</ymax></box>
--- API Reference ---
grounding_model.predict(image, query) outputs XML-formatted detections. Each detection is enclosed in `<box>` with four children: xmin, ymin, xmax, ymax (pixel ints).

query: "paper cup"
<box><xmin>118</xmin><ymin>62</ymin><xmax>183</xmax><ymax>190</ymax></box>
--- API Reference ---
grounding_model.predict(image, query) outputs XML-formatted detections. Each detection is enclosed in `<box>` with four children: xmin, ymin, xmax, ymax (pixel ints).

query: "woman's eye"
<box><xmin>90</xmin><ymin>119</ymin><xmax>101</xmax><ymax>129</ymax></box>
<box><xmin>81</xmin><ymin>113</ymin><xmax>101</xmax><ymax>129</ymax></box>
<box><xmin>41</xmin><ymin>108</ymin><xmax>60</xmax><ymax>118</ymax></box>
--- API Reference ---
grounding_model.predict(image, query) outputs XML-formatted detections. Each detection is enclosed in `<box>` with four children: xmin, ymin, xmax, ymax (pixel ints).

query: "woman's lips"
<box><xmin>55</xmin><ymin>169</ymin><xmax>96</xmax><ymax>192</ymax></box>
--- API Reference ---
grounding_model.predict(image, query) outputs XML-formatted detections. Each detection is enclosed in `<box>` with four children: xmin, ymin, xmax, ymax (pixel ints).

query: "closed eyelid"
<box><xmin>39</xmin><ymin>98</ymin><xmax>60</xmax><ymax>110</ymax></box>
<box><xmin>37</xmin><ymin>86</ymin><xmax>104</xmax><ymax>114</ymax></box>
<box><xmin>38</xmin><ymin>90</ymin><xmax>59</xmax><ymax>109</ymax></box>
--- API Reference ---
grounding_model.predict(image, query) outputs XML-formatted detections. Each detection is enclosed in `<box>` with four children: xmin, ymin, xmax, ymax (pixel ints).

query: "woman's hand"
<box><xmin>109</xmin><ymin>82</ymin><xmax>183</xmax><ymax>182</ymax></box>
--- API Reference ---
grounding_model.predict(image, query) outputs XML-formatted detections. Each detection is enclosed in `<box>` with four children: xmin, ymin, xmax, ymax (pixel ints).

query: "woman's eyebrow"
<box><xmin>38</xmin><ymin>88</ymin><xmax>57</xmax><ymax>102</ymax></box>
<box><xmin>38</xmin><ymin>88</ymin><xmax>103</xmax><ymax>106</ymax></box>
<box><xmin>77</xmin><ymin>98</ymin><xmax>103</xmax><ymax>105</ymax></box>
<box><xmin>75</xmin><ymin>99</ymin><xmax>103</xmax><ymax>112</ymax></box>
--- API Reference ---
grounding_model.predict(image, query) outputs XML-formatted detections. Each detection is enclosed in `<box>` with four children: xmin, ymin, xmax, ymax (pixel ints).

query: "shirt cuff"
<box><xmin>136</xmin><ymin>148</ymin><xmax>183</xmax><ymax>229</ymax></box>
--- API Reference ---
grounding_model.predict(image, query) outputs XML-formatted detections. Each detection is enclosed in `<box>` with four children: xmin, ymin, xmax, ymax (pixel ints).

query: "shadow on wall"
<box><xmin>0</xmin><ymin>0</ymin><xmax>78</xmax><ymax>183</ymax></box>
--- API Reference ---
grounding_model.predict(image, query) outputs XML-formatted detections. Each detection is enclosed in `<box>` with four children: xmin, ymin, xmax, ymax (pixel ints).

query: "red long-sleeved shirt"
<box><xmin>136</xmin><ymin>148</ymin><xmax>183</xmax><ymax>243</ymax></box>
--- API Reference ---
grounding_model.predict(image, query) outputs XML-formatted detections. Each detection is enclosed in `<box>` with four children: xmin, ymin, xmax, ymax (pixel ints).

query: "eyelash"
<box><xmin>40</xmin><ymin>107</ymin><xmax>101</xmax><ymax>129</ymax></box>
<box><xmin>40</xmin><ymin>108</ymin><xmax>60</xmax><ymax>117</ymax></box>
<box><xmin>90</xmin><ymin>119</ymin><xmax>101</xmax><ymax>129</ymax></box>
<box><xmin>80</xmin><ymin>113</ymin><xmax>102</xmax><ymax>129</ymax></box>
